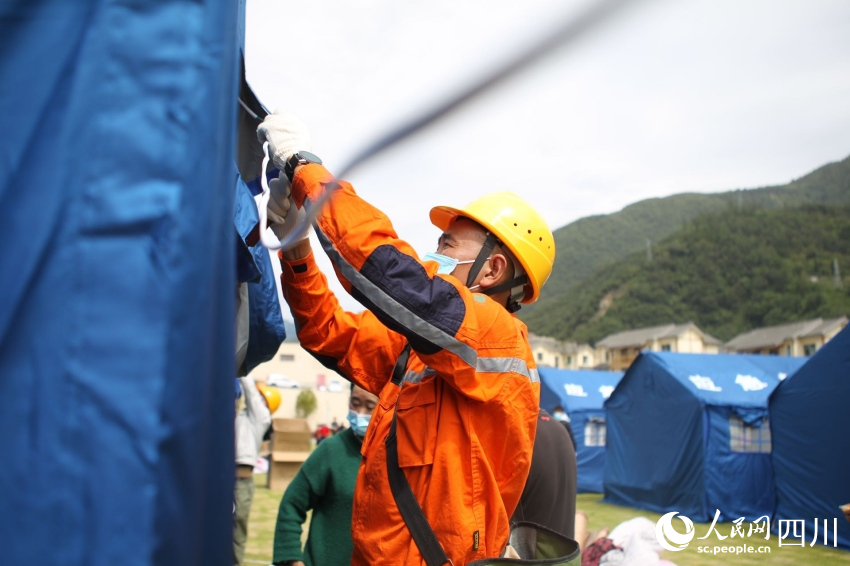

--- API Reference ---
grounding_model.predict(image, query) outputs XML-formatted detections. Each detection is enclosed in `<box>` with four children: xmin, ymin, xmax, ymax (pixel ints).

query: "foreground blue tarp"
<box><xmin>771</xmin><ymin>326</ymin><xmax>850</xmax><ymax>550</ymax></box>
<box><xmin>539</xmin><ymin>368</ymin><xmax>623</xmax><ymax>493</ymax></box>
<box><xmin>234</xmin><ymin>174</ymin><xmax>287</xmax><ymax>372</ymax></box>
<box><xmin>0</xmin><ymin>2</ymin><xmax>240</xmax><ymax>564</ymax></box>
<box><xmin>604</xmin><ymin>352</ymin><xmax>807</xmax><ymax>522</ymax></box>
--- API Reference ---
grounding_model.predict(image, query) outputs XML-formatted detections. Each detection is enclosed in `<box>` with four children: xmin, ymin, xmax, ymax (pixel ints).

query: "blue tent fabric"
<box><xmin>604</xmin><ymin>352</ymin><xmax>807</xmax><ymax>522</ymax></box>
<box><xmin>539</xmin><ymin>368</ymin><xmax>623</xmax><ymax>493</ymax></box>
<box><xmin>234</xmin><ymin>174</ymin><xmax>287</xmax><ymax>372</ymax></box>
<box><xmin>605</xmin><ymin>356</ymin><xmax>706</xmax><ymax>516</ymax></box>
<box><xmin>235</xmin><ymin>173</ymin><xmax>264</xmax><ymax>285</ymax></box>
<box><xmin>771</xmin><ymin>326</ymin><xmax>850</xmax><ymax>550</ymax></box>
<box><xmin>705</xmin><ymin>405</ymin><xmax>774</xmax><ymax>520</ymax></box>
<box><xmin>644</xmin><ymin>353</ymin><xmax>805</xmax><ymax>409</ymax></box>
<box><xmin>245</xmin><ymin>229</ymin><xmax>288</xmax><ymax>372</ymax></box>
<box><xmin>0</xmin><ymin>2</ymin><xmax>240</xmax><ymax>565</ymax></box>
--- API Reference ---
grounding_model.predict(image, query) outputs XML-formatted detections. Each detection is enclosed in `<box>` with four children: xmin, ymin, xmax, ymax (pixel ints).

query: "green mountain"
<box><xmin>520</xmin><ymin>154</ymin><xmax>850</xmax><ymax>324</ymax></box>
<box><xmin>524</xmin><ymin>204</ymin><xmax>850</xmax><ymax>344</ymax></box>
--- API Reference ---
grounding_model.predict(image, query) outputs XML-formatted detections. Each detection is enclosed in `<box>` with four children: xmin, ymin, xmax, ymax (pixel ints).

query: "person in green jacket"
<box><xmin>272</xmin><ymin>384</ymin><xmax>378</xmax><ymax>566</ymax></box>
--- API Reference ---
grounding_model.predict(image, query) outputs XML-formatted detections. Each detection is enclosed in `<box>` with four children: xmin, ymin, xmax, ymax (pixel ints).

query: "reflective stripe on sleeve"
<box><xmin>403</xmin><ymin>368</ymin><xmax>436</xmax><ymax>384</ymax></box>
<box><xmin>476</xmin><ymin>357</ymin><xmax>540</xmax><ymax>383</ymax></box>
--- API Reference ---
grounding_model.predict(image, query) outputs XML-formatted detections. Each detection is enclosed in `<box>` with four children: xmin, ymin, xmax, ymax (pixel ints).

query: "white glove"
<box><xmin>256</xmin><ymin>108</ymin><xmax>312</xmax><ymax>172</ymax></box>
<box><xmin>266</xmin><ymin>173</ymin><xmax>309</xmax><ymax>249</ymax></box>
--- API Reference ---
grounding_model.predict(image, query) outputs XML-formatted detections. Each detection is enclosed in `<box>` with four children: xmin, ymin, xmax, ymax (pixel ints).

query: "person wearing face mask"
<box><xmin>258</xmin><ymin>109</ymin><xmax>557</xmax><ymax>565</ymax></box>
<box><xmin>272</xmin><ymin>384</ymin><xmax>379</xmax><ymax>566</ymax></box>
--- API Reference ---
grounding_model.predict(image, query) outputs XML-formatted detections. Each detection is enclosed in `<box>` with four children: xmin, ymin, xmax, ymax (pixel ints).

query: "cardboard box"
<box><xmin>267</xmin><ymin>418</ymin><xmax>312</xmax><ymax>490</ymax></box>
<box><xmin>267</xmin><ymin>450</ymin><xmax>311</xmax><ymax>490</ymax></box>
<box><xmin>271</xmin><ymin>418</ymin><xmax>312</xmax><ymax>453</ymax></box>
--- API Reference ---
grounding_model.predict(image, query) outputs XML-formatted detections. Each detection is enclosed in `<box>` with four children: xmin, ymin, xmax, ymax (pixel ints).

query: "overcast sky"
<box><xmin>246</xmin><ymin>0</ymin><xmax>850</xmax><ymax>315</ymax></box>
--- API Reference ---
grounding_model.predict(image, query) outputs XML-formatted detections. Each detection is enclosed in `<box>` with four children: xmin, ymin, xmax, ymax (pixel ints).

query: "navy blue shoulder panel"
<box><xmin>353</xmin><ymin>245</ymin><xmax>466</xmax><ymax>355</ymax></box>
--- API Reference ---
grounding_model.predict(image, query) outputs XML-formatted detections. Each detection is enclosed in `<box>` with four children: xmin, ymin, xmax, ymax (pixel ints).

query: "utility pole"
<box><xmin>834</xmin><ymin>258</ymin><xmax>843</xmax><ymax>290</ymax></box>
<box><xmin>646</xmin><ymin>238</ymin><xmax>653</xmax><ymax>263</ymax></box>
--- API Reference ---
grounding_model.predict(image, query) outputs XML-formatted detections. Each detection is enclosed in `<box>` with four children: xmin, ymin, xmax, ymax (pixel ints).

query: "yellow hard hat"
<box><xmin>430</xmin><ymin>192</ymin><xmax>555</xmax><ymax>304</ymax></box>
<box><xmin>256</xmin><ymin>383</ymin><xmax>282</xmax><ymax>414</ymax></box>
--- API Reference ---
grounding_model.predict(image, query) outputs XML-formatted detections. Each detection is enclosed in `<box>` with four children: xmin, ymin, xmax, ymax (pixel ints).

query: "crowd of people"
<box><xmin>233</xmin><ymin>108</ymin><xmax>579</xmax><ymax>566</ymax></box>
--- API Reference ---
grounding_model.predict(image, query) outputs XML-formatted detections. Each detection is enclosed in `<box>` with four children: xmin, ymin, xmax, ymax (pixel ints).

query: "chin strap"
<box><xmin>464</xmin><ymin>233</ymin><xmax>499</xmax><ymax>288</ymax></box>
<box><xmin>465</xmin><ymin>233</ymin><xmax>528</xmax><ymax>312</ymax></box>
<box><xmin>482</xmin><ymin>275</ymin><xmax>528</xmax><ymax>313</ymax></box>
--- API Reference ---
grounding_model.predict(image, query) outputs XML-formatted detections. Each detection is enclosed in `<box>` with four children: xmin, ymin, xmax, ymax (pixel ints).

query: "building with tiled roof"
<box><xmin>595</xmin><ymin>322</ymin><xmax>721</xmax><ymax>370</ymax></box>
<box><xmin>724</xmin><ymin>316</ymin><xmax>847</xmax><ymax>356</ymax></box>
<box><xmin>527</xmin><ymin>333</ymin><xmax>599</xmax><ymax>369</ymax></box>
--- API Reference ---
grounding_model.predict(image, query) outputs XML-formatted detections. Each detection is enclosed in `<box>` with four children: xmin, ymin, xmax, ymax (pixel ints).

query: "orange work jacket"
<box><xmin>279</xmin><ymin>164</ymin><xmax>541</xmax><ymax>565</ymax></box>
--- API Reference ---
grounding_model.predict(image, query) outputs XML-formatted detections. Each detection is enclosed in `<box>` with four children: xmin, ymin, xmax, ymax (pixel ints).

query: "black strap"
<box><xmin>385</xmin><ymin>344</ymin><xmax>451</xmax><ymax>566</ymax></box>
<box><xmin>483</xmin><ymin>273</ymin><xmax>529</xmax><ymax>313</ymax></box>
<box><xmin>465</xmin><ymin>233</ymin><xmax>499</xmax><ymax>288</ymax></box>
<box><xmin>390</xmin><ymin>343</ymin><xmax>412</xmax><ymax>386</ymax></box>
<box><xmin>481</xmin><ymin>274</ymin><xmax>529</xmax><ymax>299</ymax></box>
<box><xmin>465</xmin><ymin>232</ymin><xmax>528</xmax><ymax>312</ymax></box>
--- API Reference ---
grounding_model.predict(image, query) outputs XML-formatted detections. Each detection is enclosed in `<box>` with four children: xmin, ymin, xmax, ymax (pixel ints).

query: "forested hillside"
<box><xmin>523</xmin><ymin>205</ymin><xmax>850</xmax><ymax>344</ymax></box>
<box><xmin>520</xmin><ymin>155</ymin><xmax>850</xmax><ymax>324</ymax></box>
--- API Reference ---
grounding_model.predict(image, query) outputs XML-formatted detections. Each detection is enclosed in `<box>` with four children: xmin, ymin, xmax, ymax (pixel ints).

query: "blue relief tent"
<box><xmin>603</xmin><ymin>352</ymin><xmax>807</xmax><ymax>522</ymax></box>
<box><xmin>539</xmin><ymin>368</ymin><xmax>624</xmax><ymax>493</ymax></box>
<box><xmin>770</xmin><ymin>326</ymin><xmax>850</xmax><ymax>550</ymax></box>
<box><xmin>0</xmin><ymin>1</ymin><xmax>280</xmax><ymax>564</ymax></box>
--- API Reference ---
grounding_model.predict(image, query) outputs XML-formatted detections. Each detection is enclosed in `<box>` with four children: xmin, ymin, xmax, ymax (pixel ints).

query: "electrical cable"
<box><xmin>264</xmin><ymin>0</ymin><xmax>643</xmax><ymax>250</ymax></box>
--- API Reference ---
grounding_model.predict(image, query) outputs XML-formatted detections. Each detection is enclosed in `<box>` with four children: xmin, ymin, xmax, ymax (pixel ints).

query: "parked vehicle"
<box><xmin>266</xmin><ymin>374</ymin><xmax>300</xmax><ymax>389</ymax></box>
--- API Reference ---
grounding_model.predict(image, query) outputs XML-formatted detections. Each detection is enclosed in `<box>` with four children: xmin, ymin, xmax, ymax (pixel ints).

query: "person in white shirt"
<box><xmin>233</xmin><ymin>375</ymin><xmax>278</xmax><ymax>565</ymax></box>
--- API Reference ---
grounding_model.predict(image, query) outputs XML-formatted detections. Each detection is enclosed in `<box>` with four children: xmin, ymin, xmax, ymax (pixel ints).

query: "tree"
<box><xmin>295</xmin><ymin>389</ymin><xmax>317</xmax><ymax>419</ymax></box>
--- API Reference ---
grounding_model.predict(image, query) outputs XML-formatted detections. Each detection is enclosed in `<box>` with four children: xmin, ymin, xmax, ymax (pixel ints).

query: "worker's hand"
<box><xmin>267</xmin><ymin>172</ymin><xmax>310</xmax><ymax>250</ymax></box>
<box><xmin>257</xmin><ymin>108</ymin><xmax>312</xmax><ymax>171</ymax></box>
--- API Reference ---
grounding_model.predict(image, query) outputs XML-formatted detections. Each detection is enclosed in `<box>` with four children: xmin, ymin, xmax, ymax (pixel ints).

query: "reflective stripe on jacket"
<box><xmin>280</xmin><ymin>165</ymin><xmax>540</xmax><ymax>565</ymax></box>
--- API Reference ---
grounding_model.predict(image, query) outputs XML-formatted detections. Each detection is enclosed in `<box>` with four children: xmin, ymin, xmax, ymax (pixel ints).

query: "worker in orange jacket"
<box><xmin>258</xmin><ymin>109</ymin><xmax>556</xmax><ymax>565</ymax></box>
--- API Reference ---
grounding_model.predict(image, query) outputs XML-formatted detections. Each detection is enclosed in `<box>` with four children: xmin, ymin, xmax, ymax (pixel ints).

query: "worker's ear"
<box><xmin>478</xmin><ymin>252</ymin><xmax>510</xmax><ymax>290</ymax></box>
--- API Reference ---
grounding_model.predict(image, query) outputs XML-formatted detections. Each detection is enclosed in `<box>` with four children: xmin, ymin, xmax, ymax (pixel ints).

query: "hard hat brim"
<box><xmin>429</xmin><ymin>205</ymin><xmax>463</xmax><ymax>232</ymax></box>
<box><xmin>430</xmin><ymin>204</ymin><xmax>507</xmax><ymax>244</ymax></box>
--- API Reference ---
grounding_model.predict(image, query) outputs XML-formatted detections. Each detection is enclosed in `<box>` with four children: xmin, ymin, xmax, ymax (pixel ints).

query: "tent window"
<box><xmin>729</xmin><ymin>416</ymin><xmax>771</xmax><ymax>453</ymax></box>
<box><xmin>585</xmin><ymin>418</ymin><xmax>606</xmax><ymax>447</ymax></box>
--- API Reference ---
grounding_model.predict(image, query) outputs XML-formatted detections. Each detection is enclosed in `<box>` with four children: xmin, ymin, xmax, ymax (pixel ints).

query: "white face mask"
<box><xmin>422</xmin><ymin>252</ymin><xmax>476</xmax><ymax>275</ymax></box>
<box><xmin>347</xmin><ymin>409</ymin><xmax>372</xmax><ymax>437</ymax></box>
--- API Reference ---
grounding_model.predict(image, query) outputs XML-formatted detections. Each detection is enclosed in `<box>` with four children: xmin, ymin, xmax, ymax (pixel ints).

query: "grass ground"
<box><xmin>243</xmin><ymin>475</ymin><xmax>849</xmax><ymax>565</ymax></box>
